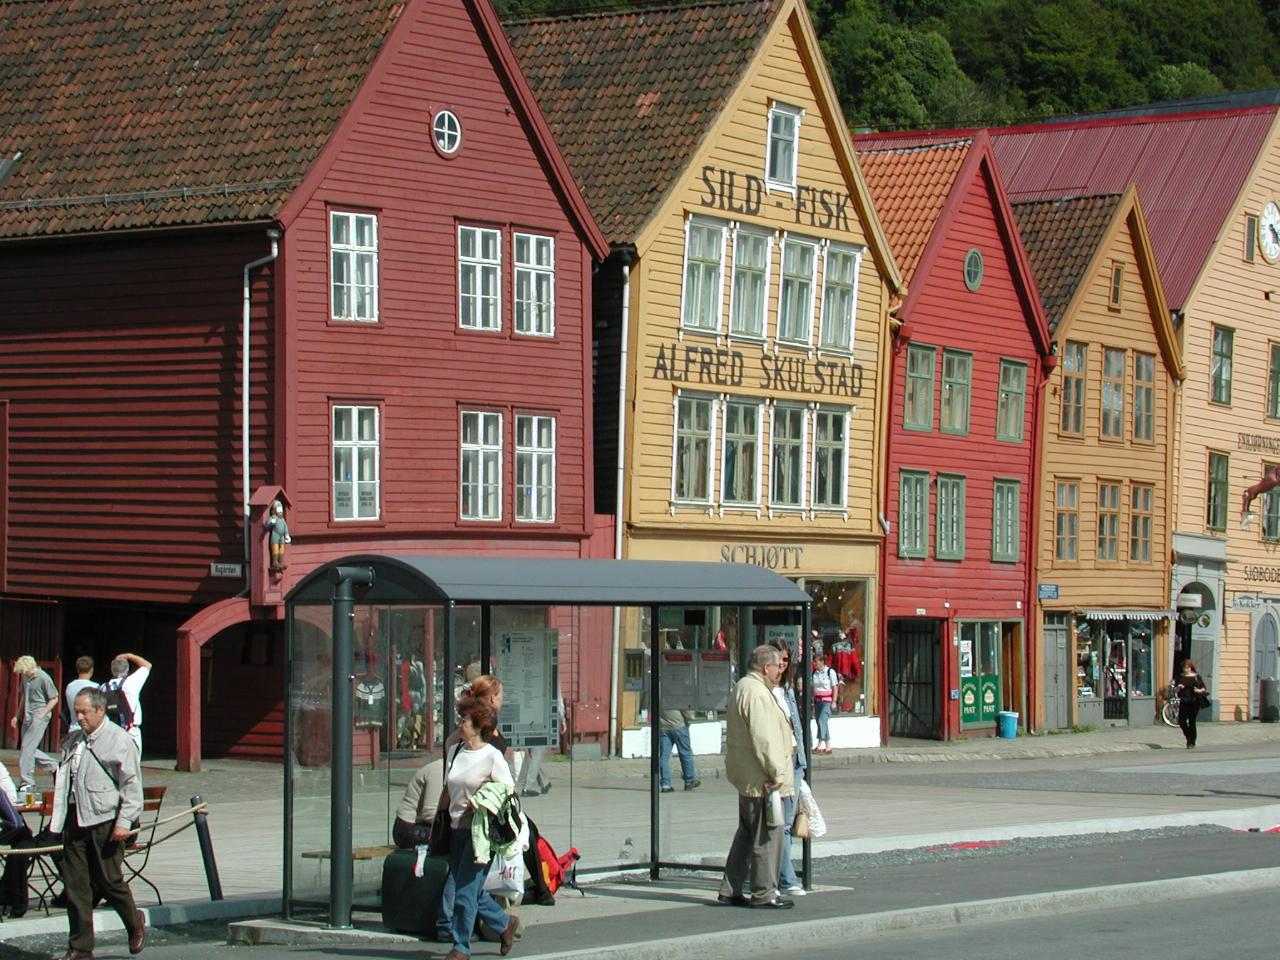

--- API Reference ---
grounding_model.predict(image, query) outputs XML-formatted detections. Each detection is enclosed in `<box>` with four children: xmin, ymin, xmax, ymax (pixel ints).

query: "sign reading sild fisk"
<box><xmin>653</xmin><ymin>342</ymin><xmax>862</xmax><ymax>398</ymax></box>
<box><xmin>700</xmin><ymin>165</ymin><xmax>853</xmax><ymax>230</ymax></box>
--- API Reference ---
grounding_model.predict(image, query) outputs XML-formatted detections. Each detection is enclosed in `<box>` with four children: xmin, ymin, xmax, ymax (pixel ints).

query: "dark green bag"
<box><xmin>380</xmin><ymin>847</ymin><xmax>450</xmax><ymax>935</ymax></box>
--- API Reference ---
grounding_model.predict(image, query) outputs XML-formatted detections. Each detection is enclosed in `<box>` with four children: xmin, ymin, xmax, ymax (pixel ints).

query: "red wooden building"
<box><xmin>855</xmin><ymin>134</ymin><xmax>1052</xmax><ymax>740</ymax></box>
<box><xmin>0</xmin><ymin>0</ymin><xmax>606</xmax><ymax>769</ymax></box>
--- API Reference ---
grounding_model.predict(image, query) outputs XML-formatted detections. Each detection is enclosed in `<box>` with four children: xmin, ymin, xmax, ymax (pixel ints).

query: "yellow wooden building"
<box><xmin>507</xmin><ymin>0</ymin><xmax>902</xmax><ymax>748</ymax></box>
<box><xmin>1013</xmin><ymin>187</ymin><xmax>1184</xmax><ymax>729</ymax></box>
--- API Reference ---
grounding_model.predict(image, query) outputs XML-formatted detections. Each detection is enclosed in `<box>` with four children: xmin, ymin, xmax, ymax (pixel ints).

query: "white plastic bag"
<box><xmin>484</xmin><ymin>812</ymin><xmax>529</xmax><ymax>897</ymax></box>
<box><xmin>796</xmin><ymin>779</ymin><xmax>827</xmax><ymax>838</ymax></box>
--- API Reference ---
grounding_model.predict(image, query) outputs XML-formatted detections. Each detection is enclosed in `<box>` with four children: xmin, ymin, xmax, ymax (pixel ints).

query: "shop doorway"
<box><xmin>1042</xmin><ymin>613</ymin><xmax>1070</xmax><ymax>730</ymax></box>
<box><xmin>1252</xmin><ymin>613</ymin><xmax>1279</xmax><ymax>718</ymax></box>
<box><xmin>887</xmin><ymin>619</ymin><xmax>940</xmax><ymax>739</ymax></box>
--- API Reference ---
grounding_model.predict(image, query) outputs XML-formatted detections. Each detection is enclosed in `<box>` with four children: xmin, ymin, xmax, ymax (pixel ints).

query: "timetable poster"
<box><xmin>495</xmin><ymin>629</ymin><xmax>559</xmax><ymax>749</ymax></box>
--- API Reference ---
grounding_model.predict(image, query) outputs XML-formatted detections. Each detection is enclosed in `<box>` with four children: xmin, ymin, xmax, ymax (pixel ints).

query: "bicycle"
<box><xmin>1159</xmin><ymin>683</ymin><xmax>1180</xmax><ymax>727</ymax></box>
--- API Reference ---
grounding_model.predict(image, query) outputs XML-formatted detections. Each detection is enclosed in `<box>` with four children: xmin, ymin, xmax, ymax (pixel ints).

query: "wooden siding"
<box><xmin>283</xmin><ymin>0</ymin><xmax>592</xmax><ymax>545</ymax></box>
<box><xmin>1178</xmin><ymin>121</ymin><xmax>1280</xmax><ymax>714</ymax></box>
<box><xmin>885</xmin><ymin>167</ymin><xmax>1041</xmax><ymax>621</ymax></box>
<box><xmin>624</xmin><ymin>12</ymin><xmax>890</xmax><ymax>550</ymax></box>
<box><xmin>1038</xmin><ymin>216</ymin><xmax>1175</xmax><ymax>609</ymax></box>
<box><xmin>0</xmin><ymin>230</ymin><xmax>275</xmax><ymax>605</ymax></box>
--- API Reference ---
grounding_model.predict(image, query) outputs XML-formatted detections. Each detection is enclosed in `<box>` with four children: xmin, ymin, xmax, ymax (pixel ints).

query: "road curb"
<box><xmin>512</xmin><ymin>867</ymin><xmax>1280</xmax><ymax>960</ymax></box>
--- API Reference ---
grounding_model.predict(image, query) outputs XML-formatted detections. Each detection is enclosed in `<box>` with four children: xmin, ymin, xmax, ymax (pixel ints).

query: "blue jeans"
<box><xmin>814</xmin><ymin>700</ymin><xmax>832</xmax><ymax>742</ymax></box>
<box><xmin>779</xmin><ymin>763</ymin><xmax>802</xmax><ymax>889</ymax></box>
<box><xmin>441</xmin><ymin>826</ymin><xmax>508</xmax><ymax>955</ymax></box>
<box><xmin>658</xmin><ymin>726</ymin><xmax>696</xmax><ymax>788</ymax></box>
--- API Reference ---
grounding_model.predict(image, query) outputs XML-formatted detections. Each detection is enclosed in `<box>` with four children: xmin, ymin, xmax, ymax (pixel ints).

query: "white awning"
<box><xmin>1079</xmin><ymin>609</ymin><xmax>1175</xmax><ymax>621</ymax></box>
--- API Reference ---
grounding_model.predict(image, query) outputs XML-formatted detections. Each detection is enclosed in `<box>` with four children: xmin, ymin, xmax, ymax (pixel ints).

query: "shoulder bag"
<box><xmin>428</xmin><ymin>743</ymin><xmax>464</xmax><ymax>856</ymax></box>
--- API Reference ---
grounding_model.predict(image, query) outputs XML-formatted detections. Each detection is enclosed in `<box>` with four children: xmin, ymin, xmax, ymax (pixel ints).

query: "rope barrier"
<box><xmin>0</xmin><ymin>801</ymin><xmax>209</xmax><ymax>857</ymax></box>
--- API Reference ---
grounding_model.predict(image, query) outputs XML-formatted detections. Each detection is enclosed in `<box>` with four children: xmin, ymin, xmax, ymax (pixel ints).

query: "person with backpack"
<box><xmin>811</xmin><ymin>654</ymin><xmax>840</xmax><ymax>755</ymax></box>
<box><xmin>100</xmin><ymin>652</ymin><xmax>151</xmax><ymax>753</ymax></box>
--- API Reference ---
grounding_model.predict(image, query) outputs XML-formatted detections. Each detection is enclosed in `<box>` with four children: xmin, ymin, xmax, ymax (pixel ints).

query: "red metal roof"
<box><xmin>857</xmin><ymin>106</ymin><xmax>1278</xmax><ymax>309</ymax></box>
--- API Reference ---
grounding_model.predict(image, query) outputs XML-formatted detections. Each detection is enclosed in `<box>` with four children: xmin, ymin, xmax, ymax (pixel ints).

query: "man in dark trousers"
<box><xmin>51</xmin><ymin>688</ymin><xmax>146</xmax><ymax>960</ymax></box>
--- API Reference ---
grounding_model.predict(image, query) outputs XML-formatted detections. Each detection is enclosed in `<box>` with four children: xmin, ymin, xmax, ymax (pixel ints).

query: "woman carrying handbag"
<box><xmin>1175</xmin><ymin>659</ymin><xmax>1209</xmax><ymax>749</ymax></box>
<box><xmin>436</xmin><ymin>695</ymin><xmax>518</xmax><ymax>959</ymax></box>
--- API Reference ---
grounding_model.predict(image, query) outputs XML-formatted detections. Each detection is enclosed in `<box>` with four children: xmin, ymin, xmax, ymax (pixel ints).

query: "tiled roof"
<box><xmin>1010</xmin><ymin>194</ymin><xmax>1121</xmax><ymax>332</ymax></box>
<box><xmin>503</xmin><ymin>0</ymin><xmax>779</xmax><ymax>246</ymax></box>
<box><xmin>854</xmin><ymin>140</ymin><xmax>971</xmax><ymax>284</ymax></box>
<box><xmin>855</xmin><ymin>106</ymin><xmax>1279</xmax><ymax>309</ymax></box>
<box><xmin>0</xmin><ymin>0</ymin><xmax>404</xmax><ymax>239</ymax></box>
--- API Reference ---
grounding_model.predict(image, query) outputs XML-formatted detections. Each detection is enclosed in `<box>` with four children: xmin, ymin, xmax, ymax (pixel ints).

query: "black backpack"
<box><xmin>100</xmin><ymin>681</ymin><xmax>134</xmax><ymax>729</ymax></box>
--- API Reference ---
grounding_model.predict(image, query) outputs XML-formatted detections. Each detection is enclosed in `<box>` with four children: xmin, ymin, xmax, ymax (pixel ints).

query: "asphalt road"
<box><xmin>718</xmin><ymin>887</ymin><xmax>1278</xmax><ymax>960</ymax></box>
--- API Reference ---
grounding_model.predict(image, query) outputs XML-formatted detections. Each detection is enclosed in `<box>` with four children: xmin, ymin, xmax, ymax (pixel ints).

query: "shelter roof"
<box><xmin>502</xmin><ymin>0</ymin><xmax>779</xmax><ymax>246</ymax></box>
<box><xmin>1010</xmin><ymin>193</ymin><xmax>1121</xmax><ymax>333</ymax></box>
<box><xmin>287</xmin><ymin>555</ymin><xmax>811</xmax><ymax>606</ymax></box>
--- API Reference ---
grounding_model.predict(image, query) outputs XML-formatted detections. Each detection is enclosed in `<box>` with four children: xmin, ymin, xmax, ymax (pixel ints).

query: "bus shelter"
<box><xmin>284</xmin><ymin>554</ymin><xmax>812</xmax><ymax>927</ymax></box>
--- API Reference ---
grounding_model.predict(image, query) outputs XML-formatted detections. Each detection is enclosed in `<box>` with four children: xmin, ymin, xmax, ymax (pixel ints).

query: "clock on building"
<box><xmin>1259</xmin><ymin>201</ymin><xmax>1280</xmax><ymax>263</ymax></box>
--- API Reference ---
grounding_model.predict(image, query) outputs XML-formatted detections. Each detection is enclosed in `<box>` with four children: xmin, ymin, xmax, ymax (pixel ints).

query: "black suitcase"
<box><xmin>381</xmin><ymin>847</ymin><xmax>450</xmax><ymax>935</ymax></box>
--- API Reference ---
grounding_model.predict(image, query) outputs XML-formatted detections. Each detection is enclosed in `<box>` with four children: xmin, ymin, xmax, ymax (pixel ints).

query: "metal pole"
<box><xmin>800</xmin><ymin>601</ymin><xmax>812</xmax><ymax>891</ymax></box>
<box><xmin>329</xmin><ymin>565</ymin><xmax>374</xmax><ymax>929</ymax></box>
<box><xmin>443</xmin><ymin>602</ymin><xmax>456</xmax><ymax>743</ymax></box>
<box><xmin>480</xmin><ymin>604</ymin><xmax>492</xmax><ymax>674</ymax></box>
<box><xmin>189</xmin><ymin>795</ymin><xmax>223</xmax><ymax>901</ymax></box>
<box><xmin>649</xmin><ymin>606</ymin><xmax>661</xmax><ymax>880</ymax></box>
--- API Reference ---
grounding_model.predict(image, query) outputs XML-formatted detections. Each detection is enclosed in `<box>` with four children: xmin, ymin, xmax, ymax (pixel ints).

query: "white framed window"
<box><xmin>818</xmin><ymin>244</ymin><xmax>861</xmax><ymax>352</ymax></box>
<box><xmin>673</xmin><ymin>393</ymin><xmax>715</xmax><ymax>503</ymax></box>
<box><xmin>514</xmin><ymin>233</ymin><xmax>555</xmax><ymax>336</ymax></box>
<box><xmin>722</xmin><ymin>398</ymin><xmax>762</xmax><ymax>505</ymax></box>
<box><xmin>332</xmin><ymin>405</ymin><xmax>380</xmax><ymax>521</ymax></box>
<box><xmin>681</xmin><ymin>218</ymin><xmax>726</xmax><ymax>333</ymax></box>
<box><xmin>459</xmin><ymin>225</ymin><xmax>501</xmax><ymax>331</ymax></box>
<box><xmin>515</xmin><ymin>414</ymin><xmax>555</xmax><ymax>522</ymax></box>
<box><xmin>461</xmin><ymin>410</ymin><xmax>503</xmax><ymax>520</ymax></box>
<box><xmin>765</xmin><ymin>102</ymin><xmax>802</xmax><ymax>191</ymax></box>
<box><xmin>330</xmin><ymin>211</ymin><xmax>378</xmax><ymax>322</ymax></box>
<box><xmin>432</xmin><ymin>110</ymin><xmax>462</xmax><ymax>156</ymax></box>
<box><xmin>777</xmin><ymin>236</ymin><xmax>817</xmax><ymax>344</ymax></box>
<box><xmin>812</xmin><ymin>407</ymin><xmax>848</xmax><ymax>510</ymax></box>
<box><xmin>770</xmin><ymin>404</ymin><xmax>807</xmax><ymax>508</ymax></box>
<box><xmin>729</xmin><ymin>227</ymin><xmax>772</xmax><ymax>339</ymax></box>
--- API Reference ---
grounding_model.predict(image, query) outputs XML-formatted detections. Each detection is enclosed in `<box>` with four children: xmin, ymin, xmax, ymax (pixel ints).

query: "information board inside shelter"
<box><xmin>495</xmin><ymin>629</ymin><xmax>559</xmax><ymax>749</ymax></box>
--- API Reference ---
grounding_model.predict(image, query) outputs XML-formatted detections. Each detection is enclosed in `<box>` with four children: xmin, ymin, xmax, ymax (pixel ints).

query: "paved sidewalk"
<box><xmin>2</xmin><ymin>720</ymin><xmax>1279</xmax><ymax>945</ymax></box>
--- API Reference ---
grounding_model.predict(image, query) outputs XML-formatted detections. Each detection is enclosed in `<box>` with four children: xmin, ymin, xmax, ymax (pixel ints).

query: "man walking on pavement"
<box><xmin>52</xmin><ymin>688</ymin><xmax>146</xmax><ymax>960</ymax></box>
<box><xmin>9</xmin><ymin>655</ymin><xmax>60</xmax><ymax>792</ymax></box>
<box><xmin>718</xmin><ymin>644</ymin><xmax>795</xmax><ymax>910</ymax></box>
<box><xmin>102</xmin><ymin>652</ymin><xmax>151</xmax><ymax>753</ymax></box>
<box><xmin>658</xmin><ymin>708</ymin><xmax>701</xmax><ymax>793</ymax></box>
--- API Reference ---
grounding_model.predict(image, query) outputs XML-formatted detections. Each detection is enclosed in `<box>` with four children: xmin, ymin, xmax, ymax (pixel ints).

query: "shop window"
<box><xmin>898</xmin><ymin>470</ymin><xmax>928</xmax><ymax>558</ymax></box>
<box><xmin>940</xmin><ymin>349</ymin><xmax>972</xmax><ymax>435</ymax></box>
<box><xmin>1101</xmin><ymin>347</ymin><xmax>1125</xmax><ymax>439</ymax></box>
<box><xmin>332</xmin><ymin>404</ymin><xmax>380</xmax><ymax>521</ymax></box>
<box><xmin>1206</xmin><ymin>451</ymin><xmax>1229</xmax><ymax>531</ymax></box>
<box><xmin>770</xmin><ymin>405</ymin><xmax>807</xmax><ymax>508</ymax></box>
<box><xmin>805</xmin><ymin>578</ymin><xmax>870</xmax><ymax>715</ymax></box>
<box><xmin>959</xmin><ymin>622</ymin><xmax>1000</xmax><ymax>728</ymax></box>
<box><xmin>673</xmin><ymin>393</ymin><xmax>714</xmax><ymax>503</ymax></box>
<box><xmin>1097</xmin><ymin>481</ymin><xmax>1120</xmax><ymax>560</ymax></box>
<box><xmin>1060</xmin><ymin>341</ymin><xmax>1086</xmax><ymax>436</ymax></box>
<box><xmin>1132</xmin><ymin>352</ymin><xmax>1154</xmax><ymax>441</ymax></box>
<box><xmin>681</xmin><ymin>218</ymin><xmax>726</xmax><ymax>333</ymax></box>
<box><xmin>936</xmin><ymin>474</ymin><xmax>965</xmax><ymax>560</ymax></box>
<box><xmin>1130</xmin><ymin>483</ymin><xmax>1153</xmax><ymax>560</ymax></box>
<box><xmin>722</xmin><ymin>398</ymin><xmax>761</xmax><ymax>505</ymax></box>
<box><xmin>904</xmin><ymin>343</ymin><xmax>935</xmax><ymax>431</ymax></box>
<box><xmin>991</xmin><ymin>479</ymin><xmax>1019</xmax><ymax>563</ymax></box>
<box><xmin>996</xmin><ymin>359</ymin><xmax>1026</xmax><ymax>442</ymax></box>
<box><xmin>729</xmin><ymin>227</ymin><xmax>771</xmax><ymax>338</ymax></box>
<box><xmin>1211</xmin><ymin>325</ymin><xmax>1233</xmax><ymax>405</ymax></box>
<box><xmin>1055</xmin><ymin>480</ymin><xmax>1078</xmax><ymax>561</ymax></box>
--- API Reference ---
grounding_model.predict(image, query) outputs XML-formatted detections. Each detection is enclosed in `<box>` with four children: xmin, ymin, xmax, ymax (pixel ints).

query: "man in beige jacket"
<box><xmin>718</xmin><ymin>644</ymin><xmax>795</xmax><ymax>909</ymax></box>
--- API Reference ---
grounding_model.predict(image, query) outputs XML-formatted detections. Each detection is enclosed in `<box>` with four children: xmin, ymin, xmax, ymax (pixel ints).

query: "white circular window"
<box><xmin>963</xmin><ymin>247</ymin><xmax>984</xmax><ymax>291</ymax></box>
<box><xmin>432</xmin><ymin>110</ymin><xmax>462</xmax><ymax>156</ymax></box>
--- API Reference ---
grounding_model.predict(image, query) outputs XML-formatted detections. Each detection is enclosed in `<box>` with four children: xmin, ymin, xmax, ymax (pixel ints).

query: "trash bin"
<box><xmin>996</xmin><ymin>710</ymin><xmax>1019</xmax><ymax>739</ymax></box>
<box><xmin>1261</xmin><ymin>678</ymin><xmax>1279</xmax><ymax>723</ymax></box>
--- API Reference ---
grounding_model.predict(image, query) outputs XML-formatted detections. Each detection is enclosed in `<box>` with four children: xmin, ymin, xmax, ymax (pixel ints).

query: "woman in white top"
<box><xmin>441</xmin><ymin>696</ymin><xmax>517</xmax><ymax>960</ymax></box>
<box><xmin>811</xmin><ymin>654</ymin><xmax>840</xmax><ymax>754</ymax></box>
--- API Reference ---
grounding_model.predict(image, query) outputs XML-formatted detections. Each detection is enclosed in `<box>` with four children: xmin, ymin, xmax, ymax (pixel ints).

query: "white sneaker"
<box><xmin>781</xmin><ymin>885</ymin><xmax>807</xmax><ymax>896</ymax></box>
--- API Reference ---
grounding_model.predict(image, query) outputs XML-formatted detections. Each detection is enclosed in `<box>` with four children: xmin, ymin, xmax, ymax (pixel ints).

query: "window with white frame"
<box><xmin>681</xmin><ymin>219</ymin><xmax>725</xmax><ymax>332</ymax></box>
<box><xmin>818</xmin><ymin>246</ymin><xmax>860</xmax><ymax>351</ymax></box>
<box><xmin>674</xmin><ymin>394</ymin><xmax>714</xmax><ymax>502</ymax></box>
<box><xmin>770</xmin><ymin>405</ymin><xmax>806</xmax><ymax>508</ymax></box>
<box><xmin>515</xmin><ymin>414</ymin><xmax>555</xmax><ymax>522</ymax></box>
<box><xmin>729</xmin><ymin>228</ymin><xmax>771</xmax><ymax>338</ymax></box>
<box><xmin>330</xmin><ymin>212</ymin><xmax>378</xmax><ymax>322</ymax></box>
<box><xmin>332</xmin><ymin>405</ymin><xmax>380</xmax><ymax>520</ymax></box>
<box><xmin>812</xmin><ymin>407</ymin><xmax>848</xmax><ymax>510</ymax></box>
<box><xmin>460</xmin><ymin>410</ymin><xmax>502</xmax><ymax>520</ymax></box>
<box><xmin>765</xmin><ymin>102</ymin><xmax>802</xmax><ymax>190</ymax></box>
<box><xmin>777</xmin><ymin>237</ymin><xmax>817</xmax><ymax>343</ymax></box>
<box><xmin>459</xmin><ymin>226</ymin><xmax>501</xmax><ymax>330</ymax></box>
<box><xmin>514</xmin><ymin>233</ymin><xmax>555</xmax><ymax>336</ymax></box>
<box><xmin>722</xmin><ymin>399</ymin><xmax>761</xmax><ymax>504</ymax></box>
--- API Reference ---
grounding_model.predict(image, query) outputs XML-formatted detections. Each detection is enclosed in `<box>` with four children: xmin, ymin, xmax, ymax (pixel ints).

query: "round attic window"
<box><xmin>963</xmin><ymin>248</ymin><xmax>984</xmax><ymax>291</ymax></box>
<box><xmin>432</xmin><ymin>110</ymin><xmax>462</xmax><ymax>157</ymax></box>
